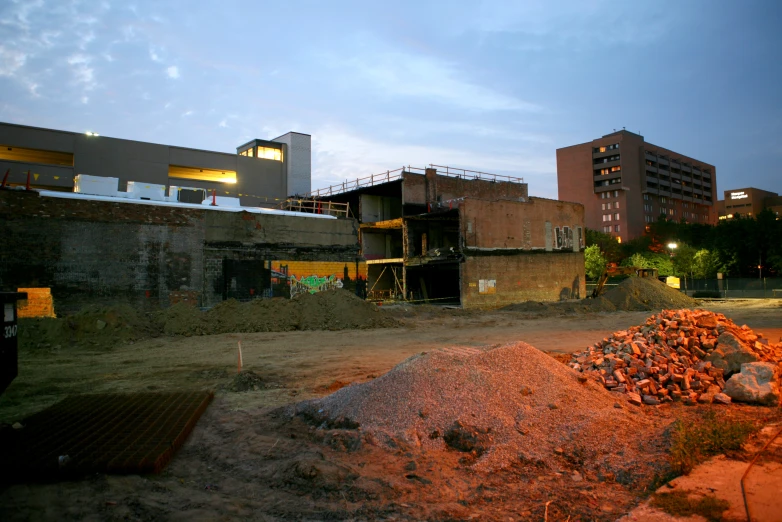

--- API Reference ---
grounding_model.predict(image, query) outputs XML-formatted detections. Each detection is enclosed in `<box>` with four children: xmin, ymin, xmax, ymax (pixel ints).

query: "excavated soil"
<box><xmin>298</xmin><ymin>342</ymin><xmax>664</xmax><ymax>483</ymax></box>
<box><xmin>17</xmin><ymin>290</ymin><xmax>398</xmax><ymax>350</ymax></box>
<box><xmin>592</xmin><ymin>277</ymin><xmax>699</xmax><ymax>312</ymax></box>
<box><xmin>160</xmin><ymin>289</ymin><xmax>398</xmax><ymax>336</ymax></box>
<box><xmin>502</xmin><ymin>276</ymin><xmax>699</xmax><ymax>315</ymax></box>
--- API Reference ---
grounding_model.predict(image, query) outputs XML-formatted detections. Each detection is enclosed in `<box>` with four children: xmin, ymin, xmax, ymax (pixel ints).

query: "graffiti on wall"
<box><xmin>289</xmin><ymin>274</ymin><xmax>344</xmax><ymax>298</ymax></box>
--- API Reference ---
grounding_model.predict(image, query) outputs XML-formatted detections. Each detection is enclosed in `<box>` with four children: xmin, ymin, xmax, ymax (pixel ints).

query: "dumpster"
<box><xmin>1</xmin><ymin>292</ymin><xmax>27</xmax><ymax>395</ymax></box>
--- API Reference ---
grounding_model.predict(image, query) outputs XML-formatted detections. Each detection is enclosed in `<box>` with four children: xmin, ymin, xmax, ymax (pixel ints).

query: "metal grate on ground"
<box><xmin>2</xmin><ymin>391</ymin><xmax>213</xmax><ymax>480</ymax></box>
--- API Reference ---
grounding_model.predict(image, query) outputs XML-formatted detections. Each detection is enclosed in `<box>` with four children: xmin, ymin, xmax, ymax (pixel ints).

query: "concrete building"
<box><xmin>557</xmin><ymin>130</ymin><xmax>717</xmax><ymax>241</ymax></box>
<box><xmin>717</xmin><ymin>187</ymin><xmax>782</xmax><ymax>220</ymax></box>
<box><xmin>0</xmin><ymin>122</ymin><xmax>311</xmax><ymax>207</ymax></box>
<box><xmin>310</xmin><ymin>166</ymin><xmax>586</xmax><ymax>308</ymax></box>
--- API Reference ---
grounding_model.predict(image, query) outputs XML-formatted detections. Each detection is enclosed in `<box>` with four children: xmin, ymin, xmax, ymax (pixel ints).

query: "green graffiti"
<box><xmin>290</xmin><ymin>274</ymin><xmax>344</xmax><ymax>298</ymax></box>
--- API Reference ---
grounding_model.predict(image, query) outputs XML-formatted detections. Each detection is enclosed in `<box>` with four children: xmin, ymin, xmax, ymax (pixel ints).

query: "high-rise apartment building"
<box><xmin>556</xmin><ymin>130</ymin><xmax>717</xmax><ymax>241</ymax></box>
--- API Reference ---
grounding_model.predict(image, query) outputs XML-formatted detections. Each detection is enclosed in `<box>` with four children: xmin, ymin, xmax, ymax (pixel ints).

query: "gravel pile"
<box><xmin>304</xmin><ymin>342</ymin><xmax>656</xmax><ymax>474</ymax></box>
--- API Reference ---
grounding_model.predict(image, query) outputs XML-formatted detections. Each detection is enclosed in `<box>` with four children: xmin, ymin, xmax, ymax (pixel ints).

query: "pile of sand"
<box><xmin>591</xmin><ymin>277</ymin><xmax>699</xmax><ymax>312</ymax></box>
<box><xmin>301</xmin><ymin>342</ymin><xmax>656</xmax><ymax>476</ymax></box>
<box><xmin>160</xmin><ymin>289</ymin><xmax>398</xmax><ymax>336</ymax></box>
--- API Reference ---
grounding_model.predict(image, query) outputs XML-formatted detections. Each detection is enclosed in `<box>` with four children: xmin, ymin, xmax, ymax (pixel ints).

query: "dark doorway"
<box><xmin>222</xmin><ymin>259</ymin><xmax>270</xmax><ymax>301</ymax></box>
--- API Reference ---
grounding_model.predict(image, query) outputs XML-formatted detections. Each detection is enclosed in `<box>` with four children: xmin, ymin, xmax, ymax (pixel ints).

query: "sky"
<box><xmin>1</xmin><ymin>0</ymin><xmax>781</xmax><ymax>199</ymax></box>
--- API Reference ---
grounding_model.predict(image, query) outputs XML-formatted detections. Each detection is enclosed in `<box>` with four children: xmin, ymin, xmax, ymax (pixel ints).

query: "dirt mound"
<box><xmin>223</xmin><ymin>370</ymin><xmax>267</xmax><ymax>392</ymax></box>
<box><xmin>593</xmin><ymin>277</ymin><xmax>697</xmax><ymax>312</ymax></box>
<box><xmin>18</xmin><ymin>304</ymin><xmax>158</xmax><ymax>350</ymax></box>
<box><xmin>301</xmin><ymin>342</ymin><xmax>658</xmax><ymax>478</ymax></box>
<box><xmin>160</xmin><ymin>289</ymin><xmax>398</xmax><ymax>336</ymax></box>
<box><xmin>569</xmin><ymin>309</ymin><xmax>782</xmax><ymax>406</ymax></box>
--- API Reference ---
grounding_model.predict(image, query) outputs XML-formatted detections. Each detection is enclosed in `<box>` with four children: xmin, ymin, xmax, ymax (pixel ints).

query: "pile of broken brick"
<box><xmin>569</xmin><ymin>309</ymin><xmax>782</xmax><ymax>407</ymax></box>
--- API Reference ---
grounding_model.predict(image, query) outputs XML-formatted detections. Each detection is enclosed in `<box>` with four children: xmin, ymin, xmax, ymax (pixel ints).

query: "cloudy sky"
<box><xmin>1</xmin><ymin>0</ymin><xmax>781</xmax><ymax>199</ymax></box>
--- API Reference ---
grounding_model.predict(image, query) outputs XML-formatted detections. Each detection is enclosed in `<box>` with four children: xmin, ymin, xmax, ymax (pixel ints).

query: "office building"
<box><xmin>0</xmin><ymin>122</ymin><xmax>311</xmax><ymax>207</ymax></box>
<box><xmin>717</xmin><ymin>187</ymin><xmax>782</xmax><ymax>220</ymax></box>
<box><xmin>557</xmin><ymin>130</ymin><xmax>717</xmax><ymax>241</ymax></box>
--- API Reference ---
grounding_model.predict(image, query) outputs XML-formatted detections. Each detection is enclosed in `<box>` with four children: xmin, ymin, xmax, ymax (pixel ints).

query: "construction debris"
<box><xmin>569</xmin><ymin>309</ymin><xmax>782</xmax><ymax>406</ymax></box>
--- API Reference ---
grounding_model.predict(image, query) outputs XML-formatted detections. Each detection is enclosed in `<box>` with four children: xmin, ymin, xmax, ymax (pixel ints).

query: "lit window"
<box><xmin>0</xmin><ymin>145</ymin><xmax>74</xmax><ymax>166</ymax></box>
<box><xmin>247</xmin><ymin>147</ymin><xmax>255</xmax><ymax>157</ymax></box>
<box><xmin>668</xmin><ymin>208</ymin><xmax>674</xmax><ymax>215</ymax></box>
<box><xmin>614</xmin><ymin>201</ymin><xmax>619</xmax><ymax>209</ymax></box>
<box><xmin>610</xmin><ymin>166</ymin><xmax>621</xmax><ymax>172</ymax></box>
<box><xmin>660</xmin><ymin>197</ymin><xmax>667</xmax><ymax>204</ymax></box>
<box><xmin>613</xmin><ymin>190</ymin><xmax>619</xmax><ymax>197</ymax></box>
<box><xmin>257</xmin><ymin>147</ymin><xmax>282</xmax><ymax>161</ymax></box>
<box><xmin>614</xmin><ymin>213</ymin><xmax>620</xmax><ymax>220</ymax></box>
<box><xmin>168</xmin><ymin>165</ymin><xmax>237</xmax><ymax>184</ymax></box>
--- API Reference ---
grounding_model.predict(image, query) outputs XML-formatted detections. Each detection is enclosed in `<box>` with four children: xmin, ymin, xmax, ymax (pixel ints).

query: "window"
<box><xmin>602</xmin><ymin>214</ymin><xmax>611</xmax><ymax>222</ymax></box>
<box><xmin>594</xmin><ymin>143</ymin><xmax>619</xmax><ymax>153</ymax></box>
<box><xmin>614</xmin><ymin>213</ymin><xmax>620</xmax><ymax>220</ymax></box>
<box><xmin>601</xmin><ymin>203</ymin><xmax>607</xmax><ymax>210</ymax></box>
<box><xmin>609</xmin><ymin>178</ymin><xmax>621</xmax><ymax>185</ymax></box>
<box><xmin>603</xmin><ymin>226</ymin><xmax>612</xmax><ymax>233</ymax></box>
<box><xmin>668</xmin><ymin>208</ymin><xmax>674</xmax><ymax>215</ymax></box>
<box><xmin>610</xmin><ymin>166</ymin><xmax>621</xmax><ymax>172</ymax></box>
<box><xmin>614</xmin><ymin>225</ymin><xmax>620</xmax><ymax>232</ymax></box>
<box><xmin>614</xmin><ymin>201</ymin><xmax>620</xmax><ymax>209</ymax></box>
<box><xmin>169</xmin><ymin>165</ymin><xmax>237</xmax><ymax>184</ymax></box>
<box><xmin>645</xmin><ymin>215</ymin><xmax>654</xmax><ymax>223</ymax></box>
<box><xmin>644</xmin><ymin>204</ymin><xmax>652</xmax><ymax>212</ymax></box>
<box><xmin>257</xmin><ymin>147</ymin><xmax>283</xmax><ymax>161</ymax></box>
<box><xmin>0</xmin><ymin>145</ymin><xmax>74</xmax><ymax>166</ymax></box>
<box><xmin>598</xmin><ymin>168</ymin><xmax>610</xmax><ymax>175</ymax></box>
<box><xmin>643</xmin><ymin>194</ymin><xmax>651</xmax><ymax>201</ymax></box>
<box><xmin>239</xmin><ymin>150</ymin><xmax>248</xmax><ymax>156</ymax></box>
<box><xmin>613</xmin><ymin>190</ymin><xmax>619</xmax><ymax>197</ymax></box>
<box><xmin>660</xmin><ymin>197</ymin><xmax>667</xmax><ymax>204</ymax></box>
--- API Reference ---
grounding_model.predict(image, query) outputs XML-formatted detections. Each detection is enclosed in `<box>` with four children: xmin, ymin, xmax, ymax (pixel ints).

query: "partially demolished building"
<box><xmin>308</xmin><ymin>166</ymin><xmax>586</xmax><ymax>308</ymax></box>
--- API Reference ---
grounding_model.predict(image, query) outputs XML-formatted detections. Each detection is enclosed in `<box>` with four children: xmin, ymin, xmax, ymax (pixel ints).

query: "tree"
<box><xmin>584</xmin><ymin>245</ymin><xmax>607</xmax><ymax>280</ymax></box>
<box><xmin>692</xmin><ymin>249</ymin><xmax>721</xmax><ymax>279</ymax></box>
<box><xmin>621</xmin><ymin>252</ymin><xmax>674</xmax><ymax>276</ymax></box>
<box><xmin>672</xmin><ymin>244</ymin><xmax>697</xmax><ymax>280</ymax></box>
<box><xmin>585</xmin><ymin>228</ymin><xmax>622</xmax><ymax>263</ymax></box>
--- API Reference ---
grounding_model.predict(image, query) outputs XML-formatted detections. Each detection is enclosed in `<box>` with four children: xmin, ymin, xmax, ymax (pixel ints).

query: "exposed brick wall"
<box><xmin>460</xmin><ymin>198</ymin><xmax>584</xmax><ymax>250</ymax></box>
<box><xmin>402</xmin><ymin>171</ymin><xmax>528</xmax><ymax>206</ymax></box>
<box><xmin>461</xmin><ymin>252</ymin><xmax>586</xmax><ymax>309</ymax></box>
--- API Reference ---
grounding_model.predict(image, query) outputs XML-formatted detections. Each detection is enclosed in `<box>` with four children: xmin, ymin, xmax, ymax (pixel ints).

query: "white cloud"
<box><xmin>149</xmin><ymin>47</ymin><xmax>162</xmax><ymax>63</ymax></box>
<box><xmin>0</xmin><ymin>46</ymin><xmax>27</xmax><ymax>77</ymax></box>
<box><xmin>182</xmin><ymin>110</ymin><xmax>193</xmax><ymax>117</ymax></box>
<box><xmin>218</xmin><ymin>119</ymin><xmax>228</xmax><ymax>128</ymax></box>
<box><xmin>166</xmin><ymin>66</ymin><xmax>179</xmax><ymax>79</ymax></box>
<box><xmin>67</xmin><ymin>54</ymin><xmax>96</xmax><ymax>90</ymax></box>
<box><xmin>341</xmin><ymin>51</ymin><xmax>540</xmax><ymax>113</ymax></box>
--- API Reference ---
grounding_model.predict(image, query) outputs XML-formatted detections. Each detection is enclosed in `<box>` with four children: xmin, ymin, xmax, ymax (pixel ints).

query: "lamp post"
<box><xmin>667</xmin><ymin>242</ymin><xmax>677</xmax><ymax>257</ymax></box>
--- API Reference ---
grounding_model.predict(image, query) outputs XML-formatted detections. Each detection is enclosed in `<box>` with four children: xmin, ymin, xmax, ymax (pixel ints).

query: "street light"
<box><xmin>667</xmin><ymin>242</ymin><xmax>678</xmax><ymax>250</ymax></box>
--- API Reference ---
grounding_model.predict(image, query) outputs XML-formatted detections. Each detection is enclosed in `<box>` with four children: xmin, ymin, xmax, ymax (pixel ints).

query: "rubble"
<box><xmin>569</xmin><ymin>309</ymin><xmax>782</xmax><ymax>406</ymax></box>
<box><xmin>723</xmin><ymin>362</ymin><xmax>781</xmax><ymax>406</ymax></box>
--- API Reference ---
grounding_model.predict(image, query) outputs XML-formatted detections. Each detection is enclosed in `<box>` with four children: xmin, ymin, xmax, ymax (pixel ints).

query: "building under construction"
<box><xmin>304</xmin><ymin>166</ymin><xmax>586</xmax><ymax>308</ymax></box>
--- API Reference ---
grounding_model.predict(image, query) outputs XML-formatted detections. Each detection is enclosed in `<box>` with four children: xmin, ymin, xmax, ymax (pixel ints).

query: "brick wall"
<box><xmin>401</xmin><ymin>171</ymin><xmax>528</xmax><ymax>206</ymax></box>
<box><xmin>1</xmin><ymin>190</ymin><xmax>360</xmax><ymax>312</ymax></box>
<box><xmin>461</xmin><ymin>252</ymin><xmax>586</xmax><ymax>308</ymax></box>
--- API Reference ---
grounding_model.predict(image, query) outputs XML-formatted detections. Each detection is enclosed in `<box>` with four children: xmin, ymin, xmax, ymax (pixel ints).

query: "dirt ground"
<box><xmin>1</xmin><ymin>299</ymin><xmax>781</xmax><ymax>520</ymax></box>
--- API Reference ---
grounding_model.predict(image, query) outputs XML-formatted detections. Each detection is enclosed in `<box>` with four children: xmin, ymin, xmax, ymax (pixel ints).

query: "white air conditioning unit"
<box><xmin>73</xmin><ymin>174</ymin><xmax>119</xmax><ymax>197</ymax></box>
<box><xmin>126</xmin><ymin>181</ymin><xmax>166</xmax><ymax>201</ymax></box>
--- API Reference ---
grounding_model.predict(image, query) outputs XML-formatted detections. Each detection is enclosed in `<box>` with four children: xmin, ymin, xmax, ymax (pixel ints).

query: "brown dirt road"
<box><xmin>0</xmin><ymin>299</ymin><xmax>780</xmax><ymax>520</ymax></box>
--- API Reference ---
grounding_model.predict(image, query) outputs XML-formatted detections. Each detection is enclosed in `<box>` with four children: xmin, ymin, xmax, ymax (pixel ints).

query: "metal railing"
<box><xmin>304</xmin><ymin>165</ymin><xmax>525</xmax><ymax>198</ymax></box>
<box><xmin>278</xmin><ymin>197</ymin><xmax>351</xmax><ymax>217</ymax></box>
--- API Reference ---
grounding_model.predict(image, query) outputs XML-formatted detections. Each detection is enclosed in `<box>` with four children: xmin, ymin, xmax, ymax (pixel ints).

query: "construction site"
<box><xmin>1</xmin><ymin>162</ymin><xmax>782</xmax><ymax>521</ymax></box>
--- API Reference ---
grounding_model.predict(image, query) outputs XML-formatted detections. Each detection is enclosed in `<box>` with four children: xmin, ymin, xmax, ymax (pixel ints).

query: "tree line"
<box><xmin>584</xmin><ymin>209</ymin><xmax>782</xmax><ymax>280</ymax></box>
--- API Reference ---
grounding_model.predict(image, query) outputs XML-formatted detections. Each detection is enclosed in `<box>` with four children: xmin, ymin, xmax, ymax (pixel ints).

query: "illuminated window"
<box><xmin>257</xmin><ymin>147</ymin><xmax>282</xmax><ymax>161</ymax></box>
<box><xmin>247</xmin><ymin>147</ymin><xmax>254</xmax><ymax>157</ymax></box>
<box><xmin>239</xmin><ymin>150</ymin><xmax>247</xmax><ymax>156</ymax></box>
<box><xmin>614</xmin><ymin>201</ymin><xmax>619</xmax><ymax>209</ymax></box>
<box><xmin>603</xmin><ymin>214</ymin><xmax>611</xmax><ymax>222</ymax></box>
<box><xmin>614</xmin><ymin>213</ymin><xmax>620</xmax><ymax>220</ymax></box>
<box><xmin>0</xmin><ymin>145</ymin><xmax>73</xmax><ymax>166</ymax></box>
<box><xmin>610</xmin><ymin>166</ymin><xmax>621</xmax><ymax>172</ymax></box>
<box><xmin>168</xmin><ymin>165</ymin><xmax>237</xmax><ymax>184</ymax></box>
<box><xmin>613</xmin><ymin>190</ymin><xmax>619</xmax><ymax>197</ymax></box>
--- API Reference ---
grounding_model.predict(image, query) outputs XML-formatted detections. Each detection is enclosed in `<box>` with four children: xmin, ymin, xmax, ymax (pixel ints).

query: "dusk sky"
<box><xmin>1</xmin><ymin>0</ymin><xmax>780</xmax><ymax>199</ymax></box>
